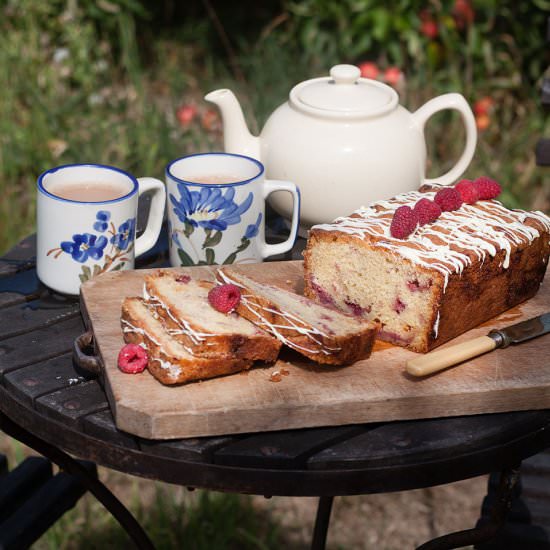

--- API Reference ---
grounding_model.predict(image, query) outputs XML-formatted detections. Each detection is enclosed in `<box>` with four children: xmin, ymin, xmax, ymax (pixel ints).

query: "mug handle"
<box><xmin>412</xmin><ymin>93</ymin><xmax>477</xmax><ymax>187</ymax></box>
<box><xmin>135</xmin><ymin>177</ymin><xmax>166</xmax><ymax>257</ymax></box>
<box><xmin>262</xmin><ymin>180</ymin><xmax>301</xmax><ymax>259</ymax></box>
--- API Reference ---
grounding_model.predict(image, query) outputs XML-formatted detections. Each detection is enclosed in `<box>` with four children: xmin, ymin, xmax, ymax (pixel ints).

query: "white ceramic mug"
<box><xmin>166</xmin><ymin>153</ymin><xmax>300</xmax><ymax>266</ymax></box>
<box><xmin>37</xmin><ymin>163</ymin><xmax>166</xmax><ymax>295</ymax></box>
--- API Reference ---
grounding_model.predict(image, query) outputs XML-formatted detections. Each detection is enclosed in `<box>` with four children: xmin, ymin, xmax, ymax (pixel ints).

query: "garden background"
<box><xmin>1</xmin><ymin>0</ymin><xmax>549</xmax><ymax>548</ymax></box>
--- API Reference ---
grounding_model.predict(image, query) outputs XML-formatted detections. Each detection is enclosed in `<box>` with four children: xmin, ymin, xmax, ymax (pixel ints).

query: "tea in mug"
<box><xmin>46</xmin><ymin>180</ymin><xmax>129</xmax><ymax>202</ymax></box>
<box><xmin>187</xmin><ymin>174</ymin><xmax>242</xmax><ymax>185</ymax></box>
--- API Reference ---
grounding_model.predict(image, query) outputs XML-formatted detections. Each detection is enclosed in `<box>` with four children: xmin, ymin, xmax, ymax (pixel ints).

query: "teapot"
<box><xmin>205</xmin><ymin>64</ymin><xmax>477</xmax><ymax>228</ymax></box>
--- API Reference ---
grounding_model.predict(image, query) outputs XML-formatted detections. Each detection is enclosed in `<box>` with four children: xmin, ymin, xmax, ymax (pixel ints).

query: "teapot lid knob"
<box><xmin>330</xmin><ymin>64</ymin><xmax>361</xmax><ymax>84</ymax></box>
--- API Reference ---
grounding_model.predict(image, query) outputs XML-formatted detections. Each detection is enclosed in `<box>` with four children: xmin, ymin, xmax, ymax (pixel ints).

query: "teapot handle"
<box><xmin>412</xmin><ymin>93</ymin><xmax>477</xmax><ymax>186</ymax></box>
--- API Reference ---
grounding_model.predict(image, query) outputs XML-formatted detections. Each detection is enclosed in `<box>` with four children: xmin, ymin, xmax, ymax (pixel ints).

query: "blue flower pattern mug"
<box><xmin>166</xmin><ymin>153</ymin><xmax>300</xmax><ymax>266</ymax></box>
<box><xmin>37</xmin><ymin>164</ymin><xmax>165</xmax><ymax>295</ymax></box>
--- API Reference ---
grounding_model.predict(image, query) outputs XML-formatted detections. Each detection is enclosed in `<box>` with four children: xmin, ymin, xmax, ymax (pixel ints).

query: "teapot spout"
<box><xmin>204</xmin><ymin>89</ymin><xmax>261</xmax><ymax>160</ymax></box>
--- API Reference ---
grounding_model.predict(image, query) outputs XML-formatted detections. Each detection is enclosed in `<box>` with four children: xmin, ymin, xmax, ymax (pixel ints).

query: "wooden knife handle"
<box><xmin>406</xmin><ymin>335</ymin><xmax>498</xmax><ymax>377</ymax></box>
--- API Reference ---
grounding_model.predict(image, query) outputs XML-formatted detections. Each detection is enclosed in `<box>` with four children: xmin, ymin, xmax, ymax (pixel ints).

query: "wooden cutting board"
<box><xmin>80</xmin><ymin>261</ymin><xmax>550</xmax><ymax>440</ymax></box>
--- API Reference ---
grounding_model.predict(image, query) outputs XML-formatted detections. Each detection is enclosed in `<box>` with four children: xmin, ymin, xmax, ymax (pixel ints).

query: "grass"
<box><xmin>39</xmin><ymin>483</ymin><xmax>281</xmax><ymax>550</ymax></box>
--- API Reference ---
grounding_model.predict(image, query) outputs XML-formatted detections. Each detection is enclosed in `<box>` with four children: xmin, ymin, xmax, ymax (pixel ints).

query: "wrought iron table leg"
<box><xmin>416</xmin><ymin>465</ymin><xmax>521</xmax><ymax>550</ymax></box>
<box><xmin>311</xmin><ymin>496</ymin><xmax>334</xmax><ymax>550</ymax></box>
<box><xmin>0</xmin><ymin>412</ymin><xmax>155</xmax><ymax>550</ymax></box>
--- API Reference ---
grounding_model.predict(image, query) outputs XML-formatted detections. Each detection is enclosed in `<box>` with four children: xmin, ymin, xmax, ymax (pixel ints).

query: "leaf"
<box><xmin>112</xmin><ymin>262</ymin><xmax>125</xmax><ymax>271</ymax></box>
<box><xmin>92</xmin><ymin>264</ymin><xmax>103</xmax><ymax>276</ymax></box>
<box><xmin>236</xmin><ymin>238</ymin><xmax>251</xmax><ymax>254</ymax></box>
<box><xmin>79</xmin><ymin>265</ymin><xmax>92</xmax><ymax>283</ymax></box>
<box><xmin>184</xmin><ymin>222</ymin><xmax>194</xmax><ymax>238</ymax></box>
<box><xmin>205</xmin><ymin>248</ymin><xmax>215</xmax><ymax>264</ymax></box>
<box><xmin>203</xmin><ymin>230</ymin><xmax>222</xmax><ymax>249</ymax></box>
<box><xmin>177</xmin><ymin>248</ymin><xmax>196</xmax><ymax>266</ymax></box>
<box><xmin>223</xmin><ymin>252</ymin><xmax>237</xmax><ymax>265</ymax></box>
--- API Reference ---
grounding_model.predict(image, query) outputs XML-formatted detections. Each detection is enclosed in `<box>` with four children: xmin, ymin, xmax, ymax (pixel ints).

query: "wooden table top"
<box><xmin>2</xmin><ymin>229</ymin><xmax>550</xmax><ymax>497</ymax></box>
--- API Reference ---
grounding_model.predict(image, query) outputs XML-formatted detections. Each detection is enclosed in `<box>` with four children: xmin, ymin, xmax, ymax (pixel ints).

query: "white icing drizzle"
<box><xmin>121</xmin><ymin>319</ymin><xmax>161</xmax><ymax>346</ymax></box>
<box><xmin>218</xmin><ymin>271</ymin><xmax>341</xmax><ymax>356</ymax></box>
<box><xmin>123</xmin><ymin>317</ymin><xmax>184</xmax><ymax>378</ymax></box>
<box><xmin>150</xmin><ymin>357</ymin><xmax>182</xmax><ymax>378</ymax></box>
<box><xmin>142</xmin><ymin>283</ymin><xmax>220</xmax><ymax>345</ymax></box>
<box><xmin>432</xmin><ymin>312</ymin><xmax>440</xmax><ymax>339</ymax></box>
<box><xmin>312</xmin><ymin>191</ymin><xmax>550</xmax><ymax>292</ymax></box>
<box><xmin>122</xmin><ymin>313</ymin><xmax>198</xmax><ymax>357</ymax></box>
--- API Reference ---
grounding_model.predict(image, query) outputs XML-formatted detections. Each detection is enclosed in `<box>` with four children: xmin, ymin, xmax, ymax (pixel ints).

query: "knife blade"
<box><xmin>488</xmin><ymin>311</ymin><xmax>550</xmax><ymax>347</ymax></box>
<box><xmin>406</xmin><ymin>311</ymin><xmax>550</xmax><ymax>377</ymax></box>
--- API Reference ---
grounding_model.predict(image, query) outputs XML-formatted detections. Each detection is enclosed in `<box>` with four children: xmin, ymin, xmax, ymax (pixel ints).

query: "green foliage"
<box><xmin>39</xmin><ymin>484</ymin><xmax>280</xmax><ymax>549</ymax></box>
<box><xmin>282</xmin><ymin>0</ymin><xmax>549</xmax><ymax>94</ymax></box>
<box><xmin>0</xmin><ymin>0</ymin><xmax>548</xmax><ymax>256</ymax></box>
<box><xmin>0</xmin><ymin>0</ymin><xmax>216</xmax><ymax>253</ymax></box>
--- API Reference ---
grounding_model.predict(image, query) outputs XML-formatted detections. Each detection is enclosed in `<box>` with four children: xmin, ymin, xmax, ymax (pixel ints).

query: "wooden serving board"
<box><xmin>80</xmin><ymin>261</ymin><xmax>550</xmax><ymax>440</ymax></box>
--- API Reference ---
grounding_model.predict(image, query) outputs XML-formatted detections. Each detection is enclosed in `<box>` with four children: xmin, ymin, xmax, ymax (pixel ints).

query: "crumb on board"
<box><xmin>269</xmin><ymin>367</ymin><xmax>290</xmax><ymax>382</ymax></box>
<box><xmin>269</xmin><ymin>370</ymin><xmax>282</xmax><ymax>382</ymax></box>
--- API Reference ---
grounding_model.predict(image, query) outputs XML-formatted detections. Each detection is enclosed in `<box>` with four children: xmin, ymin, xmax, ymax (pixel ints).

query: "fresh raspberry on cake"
<box><xmin>390</xmin><ymin>205</ymin><xmax>418</xmax><ymax>239</ymax></box>
<box><xmin>474</xmin><ymin>177</ymin><xmax>501</xmax><ymax>200</ymax></box>
<box><xmin>413</xmin><ymin>198</ymin><xmax>441</xmax><ymax>225</ymax></box>
<box><xmin>208</xmin><ymin>283</ymin><xmax>241</xmax><ymax>313</ymax></box>
<box><xmin>118</xmin><ymin>343</ymin><xmax>148</xmax><ymax>374</ymax></box>
<box><xmin>434</xmin><ymin>187</ymin><xmax>463</xmax><ymax>212</ymax></box>
<box><xmin>454</xmin><ymin>179</ymin><xmax>479</xmax><ymax>204</ymax></box>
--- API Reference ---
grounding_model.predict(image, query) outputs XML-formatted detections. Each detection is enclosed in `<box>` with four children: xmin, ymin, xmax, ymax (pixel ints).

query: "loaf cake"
<box><xmin>303</xmin><ymin>187</ymin><xmax>550</xmax><ymax>352</ymax></box>
<box><xmin>121</xmin><ymin>297</ymin><xmax>254</xmax><ymax>385</ymax></box>
<box><xmin>217</xmin><ymin>267</ymin><xmax>379</xmax><ymax>365</ymax></box>
<box><xmin>144</xmin><ymin>271</ymin><xmax>281</xmax><ymax>361</ymax></box>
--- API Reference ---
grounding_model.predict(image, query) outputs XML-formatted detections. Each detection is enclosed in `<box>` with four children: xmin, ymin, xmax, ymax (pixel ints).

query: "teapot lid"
<box><xmin>289</xmin><ymin>64</ymin><xmax>398</xmax><ymax>119</ymax></box>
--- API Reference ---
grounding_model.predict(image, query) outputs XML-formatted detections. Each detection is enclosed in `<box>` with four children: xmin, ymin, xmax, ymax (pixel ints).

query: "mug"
<box><xmin>165</xmin><ymin>153</ymin><xmax>300</xmax><ymax>266</ymax></box>
<box><xmin>37</xmin><ymin>163</ymin><xmax>166</xmax><ymax>295</ymax></box>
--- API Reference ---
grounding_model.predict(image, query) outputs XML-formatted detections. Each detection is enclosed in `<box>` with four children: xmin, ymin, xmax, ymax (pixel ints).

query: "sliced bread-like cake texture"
<box><xmin>144</xmin><ymin>271</ymin><xmax>281</xmax><ymax>361</ymax></box>
<box><xmin>304</xmin><ymin>188</ymin><xmax>550</xmax><ymax>352</ymax></box>
<box><xmin>121</xmin><ymin>297</ymin><xmax>253</xmax><ymax>385</ymax></box>
<box><xmin>217</xmin><ymin>267</ymin><xmax>379</xmax><ymax>366</ymax></box>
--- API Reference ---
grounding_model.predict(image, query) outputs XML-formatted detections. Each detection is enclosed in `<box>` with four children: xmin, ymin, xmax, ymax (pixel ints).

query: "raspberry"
<box><xmin>434</xmin><ymin>187</ymin><xmax>463</xmax><ymax>212</ymax></box>
<box><xmin>117</xmin><ymin>343</ymin><xmax>148</xmax><ymax>374</ymax></box>
<box><xmin>390</xmin><ymin>205</ymin><xmax>418</xmax><ymax>239</ymax></box>
<box><xmin>474</xmin><ymin>177</ymin><xmax>501</xmax><ymax>200</ymax></box>
<box><xmin>208</xmin><ymin>283</ymin><xmax>241</xmax><ymax>313</ymax></box>
<box><xmin>454</xmin><ymin>179</ymin><xmax>479</xmax><ymax>204</ymax></box>
<box><xmin>413</xmin><ymin>198</ymin><xmax>441</xmax><ymax>225</ymax></box>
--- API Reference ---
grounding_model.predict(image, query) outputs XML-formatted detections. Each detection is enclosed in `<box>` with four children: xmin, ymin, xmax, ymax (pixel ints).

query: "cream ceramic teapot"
<box><xmin>205</xmin><ymin>64</ymin><xmax>477</xmax><ymax>228</ymax></box>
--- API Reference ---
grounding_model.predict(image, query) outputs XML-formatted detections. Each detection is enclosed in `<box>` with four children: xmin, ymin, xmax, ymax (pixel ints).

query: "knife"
<box><xmin>406</xmin><ymin>311</ymin><xmax>550</xmax><ymax>377</ymax></box>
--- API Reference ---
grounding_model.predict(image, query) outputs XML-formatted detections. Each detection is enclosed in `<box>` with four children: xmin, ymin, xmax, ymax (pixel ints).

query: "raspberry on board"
<box><xmin>118</xmin><ymin>343</ymin><xmax>148</xmax><ymax>374</ymax></box>
<box><xmin>454</xmin><ymin>179</ymin><xmax>479</xmax><ymax>204</ymax></box>
<box><xmin>434</xmin><ymin>187</ymin><xmax>463</xmax><ymax>212</ymax></box>
<box><xmin>474</xmin><ymin>177</ymin><xmax>502</xmax><ymax>200</ymax></box>
<box><xmin>208</xmin><ymin>283</ymin><xmax>241</xmax><ymax>313</ymax></box>
<box><xmin>390</xmin><ymin>205</ymin><xmax>418</xmax><ymax>239</ymax></box>
<box><xmin>413</xmin><ymin>198</ymin><xmax>441</xmax><ymax>225</ymax></box>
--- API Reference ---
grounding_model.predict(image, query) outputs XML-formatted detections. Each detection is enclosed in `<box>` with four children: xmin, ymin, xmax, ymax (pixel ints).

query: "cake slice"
<box><xmin>121</xmin><ymin>297</ymin><xmax>253</xmax><ymax>385</ymax></box>
<box><xmin>144</xmin><ymin>271</ymin><xmax>281</xmax><ymax>361</ymax></box>
<box><xmin>303</xmin><ymin>186</ymin><xmax>550</xmax><ymax>352</ymax></box>
<box><xmin>217</xmin><ymin>267</ymin><xmax>379</xmax><ymax>365</ymax></box>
